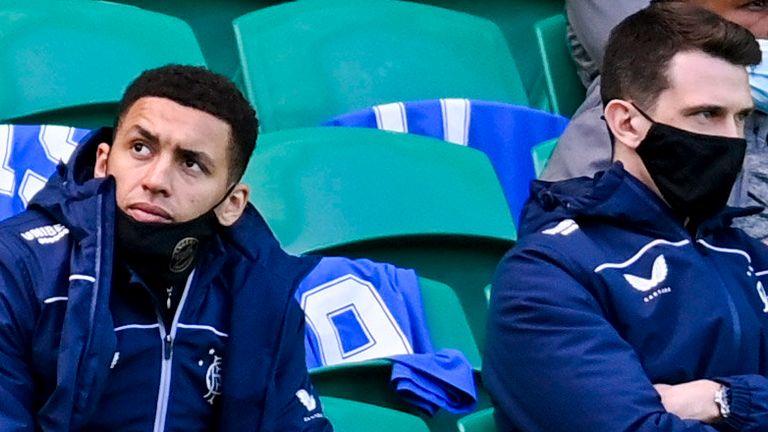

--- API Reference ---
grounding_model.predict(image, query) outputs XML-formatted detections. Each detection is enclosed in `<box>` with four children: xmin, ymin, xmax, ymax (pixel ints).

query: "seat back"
<box><xmin>234</xmin><ymin>1</ymin><xmax>527</xmax><ymax>132</ymax></box>
<box><xmin>532</xmin><ymin>137</ymin><xmax>559</xmax><ymax>178</ymax></box>
<box><xmin>535</xmin><ymin>14</ymin><xmax>586</xmax><ymax>117</ymax></box>
<box><xmin>0</xmin><ymin>0</ymin><xmax>206</xmax><ymax>128</ymax></box>
<box><xmin>421</xmin><ymin>277</ymin><xmax>482</xmax><ymax>367</ymax></box>
<box><xmin>457</xmin><ymin>407</ymin><xmax>496</xmax><ymax>432</ymax></box>
<box><xmin>244</xmin><ymin>127</ymin><xmax>515</xmax><ymax>350</ymax></box>
<box><xmin>107</xmin><ymin>0</ymin><xmax>278</xmax><ymax>86</ymax></box>
<box><xmin>414</xmin><ymin>0</ymin><xmax>565</xmax><ymax>110</ymax></box>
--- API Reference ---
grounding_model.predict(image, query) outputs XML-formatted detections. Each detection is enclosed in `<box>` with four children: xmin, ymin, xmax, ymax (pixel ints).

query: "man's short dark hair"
<box><xmin>601</xmin><ymin>3</ymin><xmax>760</xmax><ymax>108</ymax></box>
<box><xmin>116</xmin><ymin>65</ymin><xmax>258</xmax><ymax>182</ymax></box>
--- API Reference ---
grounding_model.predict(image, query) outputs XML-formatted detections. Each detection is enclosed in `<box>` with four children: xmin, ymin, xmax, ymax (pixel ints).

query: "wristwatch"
<box><xmin>714</xmin><ymin>384</ymin><xmax>731</xmax><ymax>419</ymax></box>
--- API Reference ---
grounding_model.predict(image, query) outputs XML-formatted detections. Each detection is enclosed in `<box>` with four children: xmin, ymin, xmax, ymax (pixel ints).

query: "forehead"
<box><xmin>656</xmin><ymin>50</ymin><xmax>751</xmax><ymax>110</ymax></box>
<box><xmin>118</xmin><ymin>97</ymin><xmax>232</xmax><ymax>157</ymax></box>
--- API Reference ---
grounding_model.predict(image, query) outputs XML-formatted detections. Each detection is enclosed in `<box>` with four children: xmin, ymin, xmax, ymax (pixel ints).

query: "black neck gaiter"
<box><xmin>116</xmin><ymin>208</ymin><xmax>218</xmax><ymax>293</ymax></box>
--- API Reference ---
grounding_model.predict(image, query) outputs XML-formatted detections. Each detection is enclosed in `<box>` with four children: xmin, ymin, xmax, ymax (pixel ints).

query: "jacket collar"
<box><xmin>520</xmin><ymin>162</ymin><xmax>762</xmax><ymax>239</ymax></box>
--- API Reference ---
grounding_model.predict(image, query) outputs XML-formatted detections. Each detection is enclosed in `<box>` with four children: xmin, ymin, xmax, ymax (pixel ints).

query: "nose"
<box><xmin>141</xmin><ymin>155</ymin><xmax>172</xmax><ymax>196</ymax></box>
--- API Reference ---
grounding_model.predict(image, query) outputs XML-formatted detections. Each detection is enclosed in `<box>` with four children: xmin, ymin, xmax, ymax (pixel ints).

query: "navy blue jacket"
<box><xmin>0</xmin><ymin>129</ymin><xmax>331</xmax><ymax>431</ymax></box>
<box><xmin>484</xmin><ymin>164</ymin><xmax>768</xmax><ymax>431</ymax></box>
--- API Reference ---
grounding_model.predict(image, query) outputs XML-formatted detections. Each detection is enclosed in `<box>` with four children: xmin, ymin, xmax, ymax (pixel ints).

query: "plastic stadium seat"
<box><xmin>415</xmin><ymin>0</ymin><xmax>565</xmax><ymax>110</ymax></box>
<box><xmin>324</xmin><ymin>99</ymin><xmax>569</xmax><ymax>223</ymax></box>
<box><xmin>308</xmin><ymin>276</ymin><xmax>485</xmax><ymax>431</ymax></box>
<box><xmin>457</xmin><ymin>407</ymin><xmax>496</xmax><ymax>432</ymax></box>
<box><xmin>535</xmin><ymin>14</ymin><xmax>586</xmax><ymax>117</ymax></box>
<box><xmin>0</xmin><ymin>0</ymin><xmax>206</xmax><ymax>128</ymax></box>
<box><xmin>233</xmin><ymin>1</ymin><xmax>528</xmax><ymax>132</ymax></box>
<box><xmin>244</xmin><ymin>127</ymin><xmax>516</xmax><ymax>351</ymax></box>
<box><xmin>419</xmin><ymin>277</ymin><xmax>481</xmax><ymax>368</ymax></box>
<box><xmin>532</xmin><ymin>137</ymin><xmax>559</xmax><ymax>178</ymax></box>
<box><xmin>108</xmin><ymin>0</ymin><xmax>279</xmax><ymax>87</ymax></box>
<box><xmin>320</xmin><ymin>396</ymin><xmax>431</xmax><ymax>432</ymax></box>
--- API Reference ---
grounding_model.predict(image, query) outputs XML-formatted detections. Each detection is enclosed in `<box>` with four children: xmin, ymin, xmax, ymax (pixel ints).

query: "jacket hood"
<box><xmin>28</xmin><ymin>127</ymin><xmax>115</xmax><ymax>240</ymax></box>
<box><xmin>519</xmin><ymin>162</ymin><xmax>762</xmax><ymax>238</ymax></box>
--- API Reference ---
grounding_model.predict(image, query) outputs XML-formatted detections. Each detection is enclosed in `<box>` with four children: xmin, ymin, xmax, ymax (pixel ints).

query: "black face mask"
<box><xmin>115</xmin><ymin>184</ymin><xmax>236</xmax><ymax>291</ymax></box>
<box><xmin>633</xmin><ymin>105</ymin><xmax>746</xmax><ymax>225</ymax></box>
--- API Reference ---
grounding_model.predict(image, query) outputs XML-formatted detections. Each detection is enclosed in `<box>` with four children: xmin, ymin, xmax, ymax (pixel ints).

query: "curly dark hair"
<box><xmin>116</xmin><ymin>64</ymin><xmax>258</xmax><ymax>182</ymax></box>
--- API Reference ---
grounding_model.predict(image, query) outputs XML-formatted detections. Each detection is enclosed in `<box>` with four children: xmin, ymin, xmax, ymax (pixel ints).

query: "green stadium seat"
<box><xmin>320</xmin><ymin>396</ymin><xmax>431</xmax><ymax>432</ymax></box>
<box><xmin>531</xmin><ymin>137</ymin><xmax>559</xmax><ymax>177</ymax></box>
<box><xmin>107</xmin><ymin>0</ymin><xmax>279</xmax><ymax>88</ymax></box>
<box><xmin>0</xmin><ymin>0</ymin><xmax>206</xmax><ymax>128</ymax></box>
<box><xmin>244</xmin><ymin>127</ymin><xmax>516</xmax><ymax>351</ymax></box>
<box><xmin>308</xmin><ymin>276</ymin><xmax>485</xmax><ymax>431</ymax></box>
<box><xmin>233</xmin><ymin>1</ymin><xmax>528</xmax><ymax>132</ymax></box>
<box><xmin>535</xmin><ymin>14</ymin><xmax>586</xmax><ymax>117</ymax></box>
<box><xmin>419</xmin><ymin>277</ymin><xmax>481</xmax><ymax>368</ymax></box>
<box><xmin>457</xmin><ymin>407</ymin><xmax>496</xmax><ymax>432</ymax></box>
<box><xmin>415</xmin><ymin>0</ymin><xmax>565</xmax><ymax>111</ymax></box>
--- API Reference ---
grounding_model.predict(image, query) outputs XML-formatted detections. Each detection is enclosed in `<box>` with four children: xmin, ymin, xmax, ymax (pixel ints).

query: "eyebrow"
<box><xmin>126</xmin><ymin>124</ymin><xmax>216</xmax><ymax>172</ymax></box>
<box><xmin>127</xmin><ymin>124</ymin><xmax>159</xmax><ymax>144</ymax></box>
<box><xmin>681</xmin><ymin>104</ymin><xmax>754</xmax><ymax>117</ymax></box>
<box><xmin>177</xmin><ymin>148</ymin><xmax>215</xmax><ymax>173</ymax></box>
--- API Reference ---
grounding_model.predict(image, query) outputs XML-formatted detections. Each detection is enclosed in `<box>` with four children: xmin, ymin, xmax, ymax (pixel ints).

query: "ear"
<box><xmin>603</xmin><ymin>99</ymin><xmax>651</xmax><ymax>150</ymax></box>
<box><xmin>214</xmin><ymin>183</ymin><xmax>250</xmax><ymax>226</ymax></box>
<box><xmin>93</xmin><ymin>143</ymin><xmax>112</xmax><ymax>178</ymax></box>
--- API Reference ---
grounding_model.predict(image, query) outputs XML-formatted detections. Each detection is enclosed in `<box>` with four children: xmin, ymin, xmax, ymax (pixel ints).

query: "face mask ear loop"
<box><xmin>211</xmin><ymin>182</ymin><xmax>240</xmax><ymax>212</ymax></box>
<box><xmin>630</xmin><ymin>102</ymin><xmax>656</xmax><ymax>123</ymax></box>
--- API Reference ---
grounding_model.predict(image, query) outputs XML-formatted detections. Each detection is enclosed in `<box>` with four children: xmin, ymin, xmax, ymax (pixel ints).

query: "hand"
<box><xmin>653</xmin><ymin>380</ymin><xmax>722</xmax><ymax>423</ymax></box>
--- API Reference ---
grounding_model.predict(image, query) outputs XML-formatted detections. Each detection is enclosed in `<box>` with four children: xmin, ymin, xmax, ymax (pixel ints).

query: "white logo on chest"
<box><xmin>199</xmin><ymin>348</ymin><xmax>222</xmax><ymax>405</ymax></box>
<box><xmin>20</xmin><ymin>224</ymin><xmax>69</xmax><ymax>245</ymax></box>
<box><xmin>624</xmin><ymin>255</ymin><xmax>668</xmax><ymax>292</ymax></box>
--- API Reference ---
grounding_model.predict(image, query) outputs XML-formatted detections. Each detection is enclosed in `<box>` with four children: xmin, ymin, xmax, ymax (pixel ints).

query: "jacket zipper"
<box><xmin>152</xmin><ymin>270</ymin><xmax>196</xmax><ymax>432</ymax></box>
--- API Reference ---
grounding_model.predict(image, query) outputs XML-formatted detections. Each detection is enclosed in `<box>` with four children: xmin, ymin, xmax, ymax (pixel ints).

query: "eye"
<box><xmin>182</xmin><ymin>156</ymin><xmax>209</xmax><ymax>175</ymax></box>
<box><xmin>184</xmin><ymin>158</ymin><xmax>200</xmax><ymax>170</ymax></box>
<box><xmin>695</xmin><ymin>111</ymin><xmax>715</xmax><ymax>120</ymax></box>
<box><xmin>746</xmin><ymin>0</ymin><xmax>768</xmax><ymax>10</ymax></box>
<box><xmin>131</xmin><ymin>142</ymin><xmax>151</xmax><ymax>156</ymax></box>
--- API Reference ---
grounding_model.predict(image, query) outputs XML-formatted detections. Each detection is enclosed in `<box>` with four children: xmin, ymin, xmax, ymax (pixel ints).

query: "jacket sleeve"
<box><xmin>0</xmin><ymin>252</ymin><xmax>36</xmax><ymax>430</ymax></box>
<box><xmin>710</xmin><ymin>236</ymin><xmax>768</xmax><ymax>431</ymax></box>
<box><xmin>483</xmin><ymin>244</ymin><xmax>720</xmax><ymax>432</ymax></box>
<box><xmin>263</xmin><ymin>298</ymin><xmax>332</xmax><ymax>432</ymax></box>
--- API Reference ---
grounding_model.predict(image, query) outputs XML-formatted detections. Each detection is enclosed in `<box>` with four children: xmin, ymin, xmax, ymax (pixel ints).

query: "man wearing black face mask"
<box><xmin>484</xmin><ymin>4</ymin><xmax>768</xmax><ymax>431</ymax></box>
<box><xmin>0</xmin><ymin>65</ymin><xmax>332</xmax><ymax>431</ymax></box>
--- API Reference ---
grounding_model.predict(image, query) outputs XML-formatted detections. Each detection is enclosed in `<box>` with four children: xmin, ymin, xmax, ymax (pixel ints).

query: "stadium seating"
<box><xmin>233</xmin><ymin>1</ymin><xmax>528</xmax><ymax>132</ymax></box>
<box><xmin>243</xmin><ymin>127</ymin><xmax>516</xmax><ymax>351</ymax></box>
<box><xmin>107</xmin><ymin>0</ymin><xmax>280</xmax><ymax>88</ymax></box>
<box><xmin>532</xmin><ymin>137</ymin><xmax>559</xmax><ymax>177</ymax></box>
<box><xmin>308</xmin><ymin>276</ymin><xmax>485</xmax><ymax>431</ymax></box>
<box><xmin>324</xmin><ymin>99</ymin><xmax>569</xmax><ymax>223</ymax></box>
<box><xmin>535</xmin><ymin>14</ymin><xmax>586</xmax><ymax>117</ymax></box>
<box><xmin>414</xmin><ymin>0</ymin><xmax>565</xmax><ymax>110</ymax></box>
<box><xmin>457</xmin><ymin>407</ymin><xmax>496</xmax><ymax>432</ymax></box>
<box><xmin>0</xmin><ymin>0</ymin><xmax>205</xmax><ymax>128</ymax></box>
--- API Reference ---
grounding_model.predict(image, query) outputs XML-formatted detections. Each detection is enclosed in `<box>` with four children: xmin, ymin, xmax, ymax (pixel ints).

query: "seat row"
<box><xmin>0</xmin><ymin>0</ymin><xmax>584</xmax><ymax>132</ymax></box>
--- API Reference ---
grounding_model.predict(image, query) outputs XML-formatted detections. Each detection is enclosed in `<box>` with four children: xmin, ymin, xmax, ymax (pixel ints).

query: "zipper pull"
<box><xmin>164</xmin><ymin>334</ymin><xmax>173</xmax><ymax>360</ymax></box>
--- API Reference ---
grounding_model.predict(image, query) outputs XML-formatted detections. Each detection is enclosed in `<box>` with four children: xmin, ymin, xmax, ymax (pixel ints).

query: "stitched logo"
<box><xmin>542</xmin><ymin>219</ymin><xmax>579</xmax><ymax>236</ymax></box>
<box><xmin>624</xmin><ymin>255</ymin><xmax>668</xmax><ymax>293</ymax></box>
<box><xmin>201</xmin><ymin>348</ymin><xmax>222</xmax><ymax>405</ymax></box>
<box><xmin>296</xmin><ymin>389</ymin><xmax>317</xmax><ymax>412</ymax></box>
<box><xmin>756</xmin><ymin>281</ymin><xmax>768</xmax><ymax>313</ymax></box>
<box><xmin>20</xmin><ymin>224</ymin><xmax>69</xmax><ymax>245</ymax></box>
